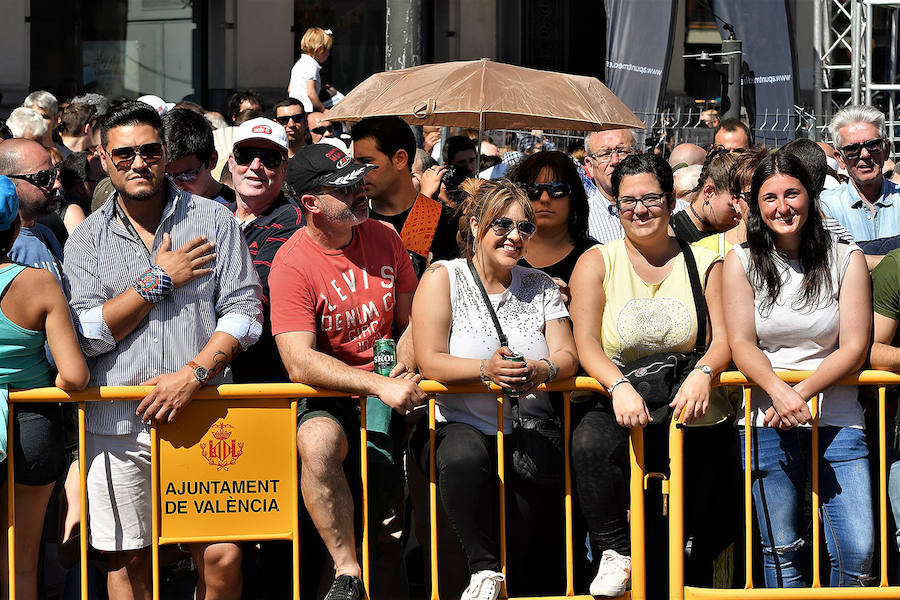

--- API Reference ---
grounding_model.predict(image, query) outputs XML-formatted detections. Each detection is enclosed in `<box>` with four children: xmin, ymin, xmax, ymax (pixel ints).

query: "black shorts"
<box><xmin>0</xmin><ymin>402</ymin><xmax>67</xmax><ymax>486</ymax></box>
<box><xmin>296</xmin><ymin>397</ymin><xmax>404</xmax><ymax>529</ymax></box>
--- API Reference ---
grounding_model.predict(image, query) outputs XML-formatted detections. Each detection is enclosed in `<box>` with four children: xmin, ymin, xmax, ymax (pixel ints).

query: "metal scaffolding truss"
<box><xmin>814</xmin><ymin>0</ymin><xmax>858</xmax><ymax>123</ymax></box>
<box><xmin>815</xmin><ymin>0</ymin><xmax>900</xmax><ymax>145</ymax></box>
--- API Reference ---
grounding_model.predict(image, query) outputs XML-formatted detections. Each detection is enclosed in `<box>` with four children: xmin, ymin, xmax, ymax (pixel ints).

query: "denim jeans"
<box><xmin>889</xmin><ymin>421</ymin><xmax>900</xmax><ymax>579</ymax></box>
<box><xmin>739</xmin><ymin>426</ymin><xmax>874</xmax><ymax>587</ymax></box>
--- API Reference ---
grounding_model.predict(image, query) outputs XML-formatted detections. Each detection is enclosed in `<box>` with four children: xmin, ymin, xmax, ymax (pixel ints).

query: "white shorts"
<box><xmin>86</xmin><ymin>430</ymin><xmax>152</xmax><ymax>552</ymax></box>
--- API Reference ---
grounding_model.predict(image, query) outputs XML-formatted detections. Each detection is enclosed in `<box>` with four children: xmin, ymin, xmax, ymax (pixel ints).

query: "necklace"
<box><xmin>688</xmin><ymin>201</ymin><xmax>708</xmax><ymax>226</ymax></box>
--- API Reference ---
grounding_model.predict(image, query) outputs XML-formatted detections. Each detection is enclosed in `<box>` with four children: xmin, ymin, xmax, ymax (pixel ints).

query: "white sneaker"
<box><xmin>589</xmin><ymin>549</ymin><xmax>631</xmax><ymax>597</ymax></box>
<box><xmin>460</xmin><ymin>570</ymin><xmax>504</xmax><ymax>600</ymax></box>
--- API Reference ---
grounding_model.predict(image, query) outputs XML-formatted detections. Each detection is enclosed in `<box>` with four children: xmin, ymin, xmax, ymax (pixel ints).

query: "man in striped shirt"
<box><xmin>64</xmin><ymin>101</ymin><xmax>262</xmax><ymax>600</ymax></box>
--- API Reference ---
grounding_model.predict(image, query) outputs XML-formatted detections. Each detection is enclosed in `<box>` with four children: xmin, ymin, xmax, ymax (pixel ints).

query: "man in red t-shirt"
<box><xmin>270</xmin><ymin>144</ymin><xmax>425</xmax><ymax>600</ymax></box>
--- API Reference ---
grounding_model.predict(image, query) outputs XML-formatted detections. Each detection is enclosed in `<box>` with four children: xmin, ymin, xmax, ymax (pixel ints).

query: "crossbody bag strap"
<box><xmin>466</xmin><ymin>258</ymin><xmax>508</xmax><ymax>347</ymax></box>
<box><xmin>466</xmin><ymin>259</ymin><xmax>522</xmax><ymax>421</ymax></box>
<box><xmin>677</xmin><ymin>238</ymin><xmax>707</xmax><ymax>356</ymax></box>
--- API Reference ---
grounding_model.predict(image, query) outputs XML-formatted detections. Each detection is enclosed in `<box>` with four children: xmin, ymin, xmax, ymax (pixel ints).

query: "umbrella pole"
<box><xmin>476</xmin><ymin>128</ymin><xmax>483</xmax><ymax>175</ymax></box>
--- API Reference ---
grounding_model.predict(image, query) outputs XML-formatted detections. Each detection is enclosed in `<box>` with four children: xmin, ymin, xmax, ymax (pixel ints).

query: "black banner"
<box><xmin>605</xmin><ymin>0</ymin><xmax>676</xmax><ymax>124</ymax></box>
<box><xmin>714</xmin><ymin>0</ymin><xmax>797</xmax><ymax>145</ymax></box>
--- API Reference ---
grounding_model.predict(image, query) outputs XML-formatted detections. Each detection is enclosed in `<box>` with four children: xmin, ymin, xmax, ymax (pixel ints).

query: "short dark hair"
<box><xmin>58</xmin><ymin>150</ymin><xmax>90</xmax><ymax>189</ymax></box>
<box><xmin>611</xmin><ymin>153</ymin><xmax>674</xmax><ymax>201</ymax></box>
<box><xmin>444</xmin><ymin>135</ymin><xmax>477</xmax><ymax>165</ymax></box>
<box><xmin>228</xmin><ymin>89</ymin><xmax>264</xmax><ymax>123</ymax></box>
<box><xmin>273</xmin><ymin>98</ymin><xmax>304</xmax><ymax>118</ymax></box>
<box><xmin>350</xmin><ymin>116</ymin><xmax>416</xmax><ymax>172</ymax></box>
<box><xmin>173</xmin><ymin>100</ymin><xmax>205</xmax><ymax>115</ymax></box>
<box><xmin>714</xmin><ymin>118</ymin><xmax>753</xmax><ymax>146</ymax></box>
<box><xmin>57</xmin><ymin>103</ymin><xmax>97</xmax><ymax>137</ymax></box>
<box><xmin>234</xmin><ymin>108</ymin><xmax>263</xmax><ymax>126</ymax></box>
<box><xmin>161</xmin><ymin>108</ymin><xmax>215</xmax><ymax>164</ymax></box>
<box><xmin>782</xmin><ymin>138</ymin><xmax>827</xmax><ymax>197</ymax></box>
<box><xmin>510</xmin><ymin>150</ymin><xmax>590</xmax><ymax>242</ymax></box>
<box><xmin>100</xmin><ymin>100</ymin><xmax>164</xmax><ymax>148</ymax></box>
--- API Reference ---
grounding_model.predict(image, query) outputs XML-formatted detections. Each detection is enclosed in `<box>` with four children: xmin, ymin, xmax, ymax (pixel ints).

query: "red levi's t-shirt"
<box><xmin>269</xmin><ymin>218</ymin><xmax>418</xmax><ymax>370</ymax></box>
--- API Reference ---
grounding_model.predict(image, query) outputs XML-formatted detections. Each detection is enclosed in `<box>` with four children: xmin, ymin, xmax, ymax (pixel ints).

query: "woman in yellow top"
<box><xmin>568</xmin><ymin>154</ymin><xmax>731</xmax><ymax>597</ymax></box>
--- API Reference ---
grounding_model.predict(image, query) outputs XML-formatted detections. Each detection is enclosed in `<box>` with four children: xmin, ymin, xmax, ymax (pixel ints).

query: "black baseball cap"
<box><xmin>286</xmin><ymin>144</ymin><xmax>375</xmax><ymax>195</ymax></box>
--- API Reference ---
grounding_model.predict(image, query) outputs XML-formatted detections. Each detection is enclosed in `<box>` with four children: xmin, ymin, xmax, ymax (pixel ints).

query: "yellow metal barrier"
<box><xmin>4</xmin><ymin>379</ymin><xmax>651</xmax><ymax>600</ymax></box>
<box><xmin>669</xmin><ymin>370</ymin><xmax>900</xmax><ymax>600</ymax></box>
<box><xmin>424</xmin><ymin>376</ymin><xmax>651</xmax><ymax>600</ymax></box>
<box><xmin>12</xmin><ymin>373</ymin><xmax>894</xmax><ymax>599</ymax></box>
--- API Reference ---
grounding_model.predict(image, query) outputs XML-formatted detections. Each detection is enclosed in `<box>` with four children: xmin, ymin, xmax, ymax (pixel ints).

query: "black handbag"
<box><xmin>617</xmin><ymin>239</ymin><xmax>708</xmax><ymax>427</ymax></box>
<box><xmin>466</xmin><ymin>259</ymin><xmax>564</xmax><ymax>486</ymax></box>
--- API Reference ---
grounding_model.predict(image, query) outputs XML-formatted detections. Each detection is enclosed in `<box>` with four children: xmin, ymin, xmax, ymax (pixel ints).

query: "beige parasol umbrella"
<box><xmin>326</xmin><ymin>58</ymin><xmax>645</xmax><ymax>132</ymax></box>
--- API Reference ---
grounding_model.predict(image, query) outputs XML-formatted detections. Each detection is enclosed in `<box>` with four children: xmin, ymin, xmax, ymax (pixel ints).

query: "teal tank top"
<box><xmin>0</xmin><ymin>264</ymin><xmax>53</xmax><ymax>389</ymax></box>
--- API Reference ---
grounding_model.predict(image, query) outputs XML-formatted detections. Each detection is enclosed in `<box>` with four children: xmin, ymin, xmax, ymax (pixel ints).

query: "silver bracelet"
<box><xmin>608</xmin><ymin>377</ymin><xmax>631</xmax><ymax>395</ymax></box>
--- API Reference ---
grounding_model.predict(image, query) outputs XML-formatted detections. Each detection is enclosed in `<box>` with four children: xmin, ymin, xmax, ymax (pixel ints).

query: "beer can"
<box><xmin>502</xmin><ymin>351</ymin><xmax>525</xmax><ymax>398</ymax></box>
<box><xmin>373</xmin><ymin>338</ymin><xmax>397</xmax><ymax>376</ymax></box>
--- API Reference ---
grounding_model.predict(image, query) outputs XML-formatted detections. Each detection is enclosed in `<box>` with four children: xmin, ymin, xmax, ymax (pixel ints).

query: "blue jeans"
<box><xmin>889</xmin><ymin>420</ymin><xmax>900</xmax><ymax>579</ymax></box>
<box><xmin>739</xmin><ymin>426</ymin><xmax>874</xmax><ymax>587</ymax></box>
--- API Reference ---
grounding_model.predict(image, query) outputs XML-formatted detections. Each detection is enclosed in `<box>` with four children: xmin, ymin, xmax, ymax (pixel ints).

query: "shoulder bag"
<box><xmin>466</xmin><ymin>259</ymin><xmax>563</xmax><ymax>486</ymax></box>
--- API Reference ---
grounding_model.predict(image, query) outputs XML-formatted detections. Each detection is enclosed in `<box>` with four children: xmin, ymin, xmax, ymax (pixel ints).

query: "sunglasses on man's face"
<box><xmin>311</xmin><ymin>124</ymin><xmax>334</xmax><ymax>136</ymax></box>
<box><xmin>489</xmin><ymin>217</ymin><xmax>537</xmax><ymax>240</ymax></box>
<box><xmin>274</xmin><ymin>113</ymin><xmax>304</xmax><ymax>126</ymax></box>
<box><xmin>171</xmin><ymin>166</ymin><xmax>204</xmax><ymax>183</ymax></box>
<box><xmin>106</xmin><ymin>142</ymin><xmax>165</xmax><ymax>170</ymax></box>
<box><xmin>525</xmin><ymin>182</ymin><xmax>570</xmax><ymax>200</ymax></box>
<box><xmin>233</xmin><ymin>146</ymin><xmax>284</xmax><ymax>170</ymax></box>
<box><xmin>840</xmin><ymin>138</ymin><xmax>886</xmax><ymax>160</ymax></box>
<box><xmin>9</xmin><ymin>168</ymin><xmax>58</xmax><ymax>190</ymax></box>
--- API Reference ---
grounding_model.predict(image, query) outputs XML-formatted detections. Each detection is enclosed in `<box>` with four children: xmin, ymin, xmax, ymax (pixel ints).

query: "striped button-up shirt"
<box><xmin>64</xmin><ymin>181</ymin><xmax>263</xmax><ymax>435</ymax></box>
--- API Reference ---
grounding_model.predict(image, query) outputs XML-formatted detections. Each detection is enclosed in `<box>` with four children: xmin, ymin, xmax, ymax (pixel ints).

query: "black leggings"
<box><xmin>410</xmin><ymin>420</ymin><xmax>564</xmax><ymax>593</ymax></box>
<box><xmin>570</xmin><ymin>403</ymin><xmax>672</xmax><ymax>558</ymax></box>
<box><xmin>571</xmin><ymin>406</ymin><xmax>633</xmax><ymax>557</ymax></box>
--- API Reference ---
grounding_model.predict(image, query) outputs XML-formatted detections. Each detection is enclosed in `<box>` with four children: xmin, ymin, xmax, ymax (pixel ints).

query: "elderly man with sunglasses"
<box><xmin>64</xmin><ymin>101</ymin><xmax>262</xmax><ymax>600</ymax></box>
<box><xmin>820</xmin><ymin>105</ymin><xmax>900</xmax><ymax>271</ymax></box>
<box><xmin>0</xmin><ymin>139</ymin><xmax>64</xmax><ymax>281</ymax></box>
<box><xmin>224</xmin><ymin>117</ymin><xmax>304</xmax><ymax>384</ymax></box>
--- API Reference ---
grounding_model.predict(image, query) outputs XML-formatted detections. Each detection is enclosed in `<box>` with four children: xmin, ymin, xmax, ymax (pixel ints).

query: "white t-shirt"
<box><xmin>288</xmin><ymin>54</ymin><xmax>322</xmax><ymax>113</ymax></box>
<box><xmin>435</xmin><ymin>258</ymin><xmax>569</xmax><ymax>434</ymax></box>
<box><xmin>731</xmin><ymin>236</ymin><xmax>864</xmax><ymax>428</ymax></box>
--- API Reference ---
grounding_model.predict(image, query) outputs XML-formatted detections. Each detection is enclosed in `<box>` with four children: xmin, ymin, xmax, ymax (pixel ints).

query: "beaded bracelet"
<box><xmin>133</xmin><ymin>265</ymin><xmax>174</xmax><ymax>304</ymax></box>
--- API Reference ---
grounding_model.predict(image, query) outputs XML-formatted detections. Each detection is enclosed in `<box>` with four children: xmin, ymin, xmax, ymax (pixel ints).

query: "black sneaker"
<box><xmin>324</xmin><ymin>574</ymin><xmax>364</xmax><ymax>600</ymax></box>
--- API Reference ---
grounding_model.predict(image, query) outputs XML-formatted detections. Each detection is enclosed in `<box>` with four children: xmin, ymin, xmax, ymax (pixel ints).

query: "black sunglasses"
<box><xmin>106</xmin><ymin>142</ymin><xmax>165</xmax><ymax>170</ymax></box>
<box><xmin>9</xmin><ymin>168</ymin><xmax>58</xmax><ymax>189</ymax></box>
<box><xmin>274</xmin><ymin>113</ymin><xmax>304</xmax><ymax>126</ymax></box>
<box><xmin>840</xmin><ymin>138</ymin><xmax>886</xmax><ymax>159</ymax></box>
<box><xmin>490</xmin><ymin>217</ymin><xmax>537</xmax><ymax>240</ymax></box>
<box><xmin>525</xmin><ymin>182</ymin><xmax>570</xmax><ymax>200</ymax></box>
<box><xmin>311</xmin><ymin>124</ymin><xmax>334</xmax><ymax>136</ymax></box>
<box><xmin>233</xmin><ymin>146</ymin><xmax>284</xmax><ymax>169</ymax></box>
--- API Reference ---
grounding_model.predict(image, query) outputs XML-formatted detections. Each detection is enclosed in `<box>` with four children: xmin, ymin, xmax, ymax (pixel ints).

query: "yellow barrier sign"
<box><xmin>156</xmin><ymin>399</ymin><xmax>295</xmax><ymax>541</ymax></box>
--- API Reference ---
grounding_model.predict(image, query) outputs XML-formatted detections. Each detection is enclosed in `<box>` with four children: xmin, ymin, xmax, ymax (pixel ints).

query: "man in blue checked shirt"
<box><xmin>64</xmin><ymin>100</ymin><xmax>262</xmax><ymax>600</ymax></box>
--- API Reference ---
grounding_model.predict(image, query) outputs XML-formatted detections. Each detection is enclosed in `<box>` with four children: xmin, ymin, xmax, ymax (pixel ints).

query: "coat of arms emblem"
<box><xmin>201</xmin><ymin>422</ymin><xmax>244</xmax><ymax>470</ymax></box>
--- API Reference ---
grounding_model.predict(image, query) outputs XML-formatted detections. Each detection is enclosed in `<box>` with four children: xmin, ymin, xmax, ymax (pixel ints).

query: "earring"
<box><xmin>471</xmin><ymin>236</ymin><xmax>477</xmax><ymax>255</ymax></box>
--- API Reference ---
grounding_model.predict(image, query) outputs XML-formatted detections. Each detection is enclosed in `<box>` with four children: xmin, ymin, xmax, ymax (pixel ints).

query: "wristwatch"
<box><xmin>695</xmin><ymin>364</ymin><xmax>713</xmax><ymax>376</ymax></box>
<box><xmin>187</xmin><ymin>361</ymin><xmax>210</xmax><ymax>385</ymax></box>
